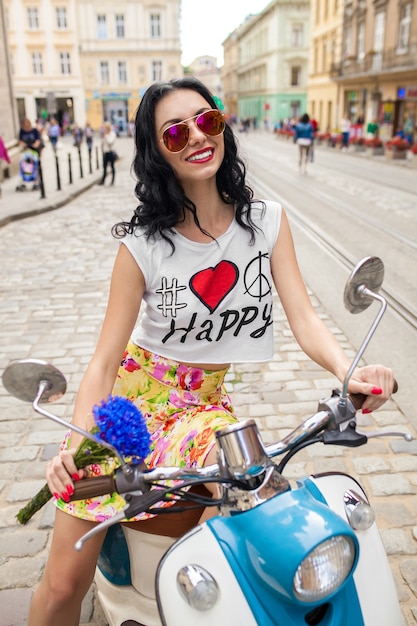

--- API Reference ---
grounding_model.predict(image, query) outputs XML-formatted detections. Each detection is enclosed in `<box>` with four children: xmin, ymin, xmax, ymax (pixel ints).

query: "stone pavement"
<box><xmin>0</xmin><ymin>134</ymin><xmax>134</xmax><ymax>228</ymax></box>
<box><xmin>0</xmin><ymin>136</ymin><xmax>416</xmax><ymax>626</ymax></box>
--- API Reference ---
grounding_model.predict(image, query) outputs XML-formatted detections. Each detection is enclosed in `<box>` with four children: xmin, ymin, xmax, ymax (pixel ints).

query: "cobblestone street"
<box><xmin>0</xmin><ymin>136</ymin><xmax>416</xmax><ymax>625</ymax></box>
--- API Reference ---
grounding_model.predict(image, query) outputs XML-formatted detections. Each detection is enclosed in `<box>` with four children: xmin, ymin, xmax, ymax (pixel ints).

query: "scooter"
<box><xmin>3</xmin><ymin>256</ymin><xmax>412</xmax><ymax>626</ymax></box>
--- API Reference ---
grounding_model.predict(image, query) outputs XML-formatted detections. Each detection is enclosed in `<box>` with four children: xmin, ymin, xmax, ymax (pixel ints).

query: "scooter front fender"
<box><xmin>157</xmin><ymin>488</ymin><xmax>363</xmax><ymax>626</ymax></box>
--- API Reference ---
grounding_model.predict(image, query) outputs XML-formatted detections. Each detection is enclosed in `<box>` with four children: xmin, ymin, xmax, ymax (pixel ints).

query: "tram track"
<box><xmin>252</xmin><ymin>175</ymin><xmax>417</xmax><ymax>334</ymax></box>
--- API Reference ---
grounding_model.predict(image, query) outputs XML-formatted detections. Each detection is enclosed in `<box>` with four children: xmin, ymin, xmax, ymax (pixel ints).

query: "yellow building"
<box><xmin>308</xmin><ymin>0</ymin><xmax>344</xmax><ymax>132</ymax></box>
<box><xmin>309</xmin><ymin>0</ymin><xmax>417</xmax><ymax>139</ymax></box>
<box><xmin>333</xmin><ymin>0</ymin><xmax>417</xmax><ymax>141</ymax></box>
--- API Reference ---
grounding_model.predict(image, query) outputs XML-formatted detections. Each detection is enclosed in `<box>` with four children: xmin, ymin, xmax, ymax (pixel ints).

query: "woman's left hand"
<box><xmin>347</xmin><ymin>364</ymin><xmax>395</xmax><ymax>413</ymax></box>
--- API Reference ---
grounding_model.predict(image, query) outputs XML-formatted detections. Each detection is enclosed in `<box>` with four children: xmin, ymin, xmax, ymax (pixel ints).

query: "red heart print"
<box><xmin>189</xmin><ymin>261</ymin><xmax>239</xmax><ymax>313</ymax></box>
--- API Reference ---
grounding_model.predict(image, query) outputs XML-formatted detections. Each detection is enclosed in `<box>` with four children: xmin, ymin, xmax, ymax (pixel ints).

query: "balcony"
<box><xmin>331</xmin><ymin>41</ymin><xmax>417</xmax><ymax>78</ymax></box>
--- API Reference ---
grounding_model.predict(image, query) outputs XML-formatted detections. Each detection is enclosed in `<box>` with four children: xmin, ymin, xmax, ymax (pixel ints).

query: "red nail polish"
<box><xmin>72</xmin><ymin>473</ymin><xmax>80</xmax><ymax>481</ymax></box>
<box><xmin>53</xmin><ymin>492</ymin><xmax>60</xmax><ymax>500</ymax></box>
<box><xmin>371</xmin><ymin>387</ymin><xmax>383</xmax><ymax>395</ymax></box>
<box><xmin>67</xmin><ymin>485</ymin><xmax>74</xmax><ymax>496</ymax></box>
<box><xmin>362</xmin><ymin>408</ymin><xmax>373</xmax><ymax>414</ymax></box>
<box><xmin>61</xmin><ymin>492</ymin><xmax>70</xmax><ymax>503</ymax></box>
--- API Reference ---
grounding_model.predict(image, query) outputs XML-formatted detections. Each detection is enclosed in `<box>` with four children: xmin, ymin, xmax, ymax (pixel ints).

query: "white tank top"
<box><xmin>122</xmin><ymin>200</ymin><xmax>282</xmax><ymax>364</ymax></box>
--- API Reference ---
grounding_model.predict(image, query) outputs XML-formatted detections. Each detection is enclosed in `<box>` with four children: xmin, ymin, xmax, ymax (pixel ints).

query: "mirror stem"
<box><xmin>33</xmin><ymin>381</ymin><xmax>132</xmax><ymax>475</ymax></box>
<box><xmin>339</xmin><ymin>286</ymin><xmax>387</xmax><ymax>409</ymax></box>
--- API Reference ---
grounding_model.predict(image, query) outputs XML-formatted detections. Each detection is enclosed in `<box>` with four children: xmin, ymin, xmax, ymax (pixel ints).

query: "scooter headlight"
<box><xmin>293</xmin><ymin>535</ymin><xmax>356</xmax><ymax>602</ymax></box>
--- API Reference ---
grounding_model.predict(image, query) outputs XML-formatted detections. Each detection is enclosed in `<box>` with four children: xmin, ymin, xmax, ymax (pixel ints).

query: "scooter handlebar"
<box><xmin>68</xmin><ymin>384</ymin><xmax>399</xmax><ymax>502</ymax></box>
<box><xmin>349</xmin><ymin>379</ymin><xmax>398</xmax><ymax>411</ymax></box>
<box><xmin>71</xmin><ymin>475</ymin><xmax>116</xmax><ymax>501</ymax></box>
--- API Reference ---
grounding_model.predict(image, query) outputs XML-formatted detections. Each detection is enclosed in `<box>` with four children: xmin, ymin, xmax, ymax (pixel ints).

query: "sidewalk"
<box><xmin>0</xmin><ymin>135</ymin><xmax>133</xmax><ymax>228</ymax></box>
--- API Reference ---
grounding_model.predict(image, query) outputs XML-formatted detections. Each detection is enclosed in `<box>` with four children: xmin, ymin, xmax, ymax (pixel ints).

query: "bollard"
<box><xmin>78</xmin><ymin>147</ymin><xmax>84</xmax><ymax>179</ymax></box>
<box><xmin>88</xmin><ymin>150</ymin><xmax>92</xmax><ymax>175</ymax></box>
<box><xmin>95</xmin><ymin>146</ymin><xmax>99</xmax><ymax>170</ymax></box>
<box><xmin>55</xmin><ymin>155</ymin><xmax>61</xmax><ymax>191</ymax></box>
<box><xmin>38</xmin><ymin>158</ymin><xmax>46</xmax><ymax>199</ymax></box>
<box><xmin>68</xmin><ymin>153</ymin><xmax>73</xmax><ymax>184</ymax></box>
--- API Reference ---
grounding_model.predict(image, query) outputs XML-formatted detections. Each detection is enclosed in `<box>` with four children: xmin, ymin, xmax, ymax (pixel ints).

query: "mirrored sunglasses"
<box><xmin>160</xmin><ymin>109</ymin><xmax>225</xmax><ymax>153</ymax></box>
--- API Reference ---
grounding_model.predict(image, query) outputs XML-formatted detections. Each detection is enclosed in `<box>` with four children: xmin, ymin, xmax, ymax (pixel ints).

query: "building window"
<box><xmin>152</xmin><ymin>60</ymin><xmax>162</xmax><ymax>82</ymax></box>
<box><xmin>290</xmin><ymin>101</ymin><xmax>301</xmax><ymax>118</ymax></box>
<box><xmin>115</xmin><ymin>14</ymin><xmax>125</xmax><ymax>38</ymax></box>
<box><xmin>290</xmin><ymin>65</ymin><xmax>301</xmax><ymax>86</ymax></box>
<box><xmin>357</xmin><ymin>21</ymin><xmax>365</xmax><ymax>59</ymax></box>
<box><xmin>343</xmin><ymin>24</ymin><xmax>352</xmax><ymax>57</ymax></box>
<box><xmin>56</xmin><ymin>7</ymin><xmax>68</xmax><ymax>29</ymax></box>
<box><xmin>32</xmin><ymin>51</ymin><xmax>43</xmax><ymax>75</ymax></box>
<box><xmin>292</xmin><ymin>24</ymin><xmax>303</xmax><ymax>47</ymax></box>
<box><xmin>150</xmin><ymin>13</ymin><xmax>161</xmax><ymax>38</ymax></box>
<box><xmin>331</xmin><ymin>38</ymin><xmax>336</xmax><ymax>63</ymax></box>
<box><xmin>60</xmin><ymin>52</ymin><xmax>71</xmax><ymax>75</ymax></box>
<box><xmin>322</xmin><ymin>41</ymin><xmax>327</xmax><ymax>72</ymax></box>
<box><xmin>373</xmin><ymin>11</ymin><xmax>385</xmax><ymax>52</ymax></box>
<box><xmin>27</xmin><ymin>7</ymin><xmax>39</xmax><ymax>29</ymax></box>
<box><xmin>100</xmin><ymin>61</ymin><xmax>110</xmax><ymax>83</ymax></box>
<box><xmin>398</xmin><ymin>3</ymin><xmax>411</xmax><ymax>51</ymax></box>
<box><xmin>97</xmin><ymin>14</ymin><xmax>107</xmax><ymax>39</ymax></box>
<box><xmin>118</xmin><ymin>61</ymin><xmax>127</xmax><ymax>83</ymax></box>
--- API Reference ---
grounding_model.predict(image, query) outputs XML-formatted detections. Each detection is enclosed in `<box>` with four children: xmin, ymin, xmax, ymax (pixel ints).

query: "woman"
<box><xmin>28</xmin><ymin>78</ymin><xmax>394</xmax><ymax>625</ymax></box>
<box><xmin>19</xmin><ymin>118</ymin><xmax>43</xmax><ymax>190</ymax></box>
<box><xmin>294</xmin><ymin>113</ymin><xmax>314</xmax><ymax>174</ymax></box>
<box><xmin>98</xmin><ymin>121</ymin><xmax>117</xmax><ymax>186</ymax></box>
<box><xmin>19</xmin><ymin>118</ymin><xmax>42</xmax><ymax>153</ymax></box>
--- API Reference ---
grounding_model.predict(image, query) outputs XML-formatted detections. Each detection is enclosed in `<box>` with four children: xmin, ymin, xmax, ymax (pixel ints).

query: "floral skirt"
<box><xmin>56</xmin><ymin>342</ymin><xmax>237</xmax><ymax>522</ymax></box>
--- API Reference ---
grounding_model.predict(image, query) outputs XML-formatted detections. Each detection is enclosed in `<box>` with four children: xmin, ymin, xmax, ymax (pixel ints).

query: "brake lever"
<box><xmin>74</xmin><ymin>487</ymin><xmax>176</xmax><ymax>551</ymax></box>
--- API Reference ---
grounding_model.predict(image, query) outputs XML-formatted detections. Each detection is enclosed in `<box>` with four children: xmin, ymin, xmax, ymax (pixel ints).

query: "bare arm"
<box><xmin>46</xmin><ymin>243</ymin><xmax>145</xmax><ymax>496</ymax></box>
<box><xmin>271</xmin><ymin>209</ymin><xmax>394</xmax><ymax>408</ymax></box>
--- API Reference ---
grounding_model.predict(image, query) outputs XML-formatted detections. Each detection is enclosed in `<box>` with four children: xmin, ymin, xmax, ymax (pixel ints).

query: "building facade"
<box><xmin>6</xmin><ymin>0</ymin><xmax>85</xmax><ymax>129</ymax></box>
<box><xmin>0</xmin><ymin>0</ymin><xmax>19</xmax><ymax>146</ymax></box>
<box><xmin>308</xmin><ymin>0</ymin><xmax>344</xmax><ymax>131</ymax></box>
<box><xmin>222</xmin><ymin>29</ymin><xmax>240</xmax><ymax>118</ymax></box>
<box><xmin>332</xmin><ymin>0</ymin><xmax>417</xmax><ymax>140</ymax></box>
<box><xmin>78</xmin><ymin>0</ymin><xmax>182</xmax><ymax>131</ymax></box>
<box><xmin>223</xmin><ymin>0</ymin><xmax>311</xmax><ymax>128</ymax></box>
<box><xmin>187</xmin><ymin>55</ymin><xmax>223</xmax><ymax>104</ymax></box>
<box><xmin>5</xmin><ymin>0</ymin><xmax>182</xmax><ymax>131</ymax></box>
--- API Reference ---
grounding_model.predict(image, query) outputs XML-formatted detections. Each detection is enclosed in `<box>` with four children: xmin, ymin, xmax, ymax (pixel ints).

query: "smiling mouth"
<box><xmin>186</xmin><ymin>149</ymin><xmax>214</xmax><ymax>162</ymax></box>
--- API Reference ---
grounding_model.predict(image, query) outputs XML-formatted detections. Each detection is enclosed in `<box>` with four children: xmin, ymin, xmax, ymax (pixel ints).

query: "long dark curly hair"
<box><xmin>112</xmin><ymin>77</ymin><xmax>257</xmax><ymax>249</ymax></box>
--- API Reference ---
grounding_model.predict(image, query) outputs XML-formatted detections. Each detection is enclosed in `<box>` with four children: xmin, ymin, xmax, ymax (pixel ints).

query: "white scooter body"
<box><xmin>309</xmin><ymin>473</ymin><xmax>404</xmax><ymax>626</ymax></box>
<box><xmin>94</xmin><ymin>472</ymin><xmax>404</xmax><ymax>626</ymax></box>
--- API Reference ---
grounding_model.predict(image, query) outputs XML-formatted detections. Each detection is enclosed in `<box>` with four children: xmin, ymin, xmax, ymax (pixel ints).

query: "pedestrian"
<box><xmin>19</xmin><ymin>118</ymin><xmax>42</xmax><ymax>154</ymax></box>
<box><xmin>340</xmin><ymin>114</ymin><xmax>351</xmax><ymax>151</ymax></box>
<box><xmin>47</xmin><ymin>118</ymin><xmax>61</xmax><ymax>153</ymax></box>
<box><xmin>403</xmin><ymin>117</ymin><xmax>413</xmax><ymax>145</ymax></box>
<box><xmin>309</xmin><ymin>117</ymin><xmax>319</xmax><ymax>162</ymax></box>
<box><xmin>28</xmin><ymin>77</ymin><xmax>395</xmax><ymax>626</ymax></box>
<box><xmin>366</xmin><ymin>118</ymin><xmax>379</xmax><ymax>140</ymax></box>
<box><xmin>72</xmin><ymin>123</ymin><xmax>84</xmax><ymax>149</ymax></box>
<box><xmin>0</xmin><ymin>134</ymin><xmax>11</xmax><ymax>198</ymax></box>
<box><xmin>98</xmin><ymin>121</ymin><xmax>117</xmax><ymax>186</ymax></box>
<box><xmin>84</xmin><ymin>122</ymin><xmax>94</xmax><ymax>155</ymax></box>
<box><xmin>294</xmin><ymin>113</ymin><xmax>314</xmax><ymax>174</ymax></box>
<box><xmin>18</xmin><ymin>118</ymin><xmax>43</xmax><ymax>190</ymax></box>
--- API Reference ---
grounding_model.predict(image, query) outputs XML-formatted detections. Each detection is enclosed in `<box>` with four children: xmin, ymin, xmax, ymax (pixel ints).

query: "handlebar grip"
<box><xmin>70</xmin><ymin>475</ymin><xmax>116</xmax><ymax>501</ymax></box>
<box><xmin>349</xmin><ymin>378</ymin><xmax>398</xmax><ymax>411</ymax></box>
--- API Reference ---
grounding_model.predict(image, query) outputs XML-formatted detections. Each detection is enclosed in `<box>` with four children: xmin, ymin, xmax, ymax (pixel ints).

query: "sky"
<box><xmin>180</xmin><ymin>0</ymin><xmax>271</xmax><ymax>66</ymax></box>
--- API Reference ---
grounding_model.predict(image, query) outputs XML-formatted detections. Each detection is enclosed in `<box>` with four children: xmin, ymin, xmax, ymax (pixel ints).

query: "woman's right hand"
<box><xmin>46</xmin><ymin>448</ymin><xmax>86</xmax><ymax>502</ymax></box>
